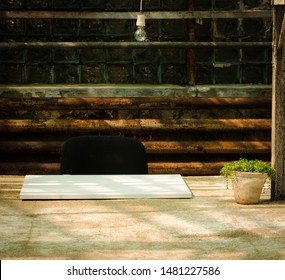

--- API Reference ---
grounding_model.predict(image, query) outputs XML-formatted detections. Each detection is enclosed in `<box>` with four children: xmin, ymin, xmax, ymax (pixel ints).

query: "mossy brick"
<box><xmin>195</xmin><ymin>19</ymin><xmax>212</xmax><ymax>41</ymax></box>
<box><xmin>214</xmin><ymin>65</ymin><xmax>239</xmax><ymax>84</ymax></box>
<box><xmin>241</xmin><ymin>18</ymin><xmax>267</xmax><ymax>39</ymax></box>
<box><xmin>26</xmin><ymin>19</ymin><xmax>51</xmax><ymax>36</ymax></box>
<box><xmin>196</xmin><ymin>49</ymin><xmax>213</xmax><ymax>63</ymax></box>
<box><xmin>196</xmin><ymin>65</ymin><xmax>213</xmax><ymax>84</ymax></box>
<box><xmin>161</xmin><ymin>20</ymin><xmax>187</xmax><ymax>38</ymax></box>
<box><xmin>241</xmin><ymin>64</ymin><xmax>266</xmax><ymax>83</ymax></box>
<box><xmin>53</xmin><ymin>19</ymin><xmax>79</xmax><ymax>36</ymax></box>
<box><xmin>25</xmin><ymin>64</ymin><xmax>52</xmax><ymax>83</ymax></box>
<box><xmin>106</xmin><ymin>19</ymin><xmax>132</xmax><ymax>37</ymax></box>
<box><xmin>107</xmin><ymin>65</ymin><xmax>132</xmax><ymax>83</ymax></box>
<box><xmin>0</xmin><ymin>64</ymin><xmax>23</xmax><ymax>83</ymax></box>
<box><xmin>243</xmin><ymin>49</ymin><xmax>267</xmax><ymax>62</ymax></box>
<box><xmin>161</xmin><ymin>49</ymin><xmax>186</xmax><ymax>63</ymax></box>
<box><xmin>215</xmin><ymin>19</ymin><xmax>240</xmax><ymax>40</ymax></box>
<box><xmin>80</xmin><ymin>20</ymin><xmax>106</xmax><ymax>36</ymax></box>
<box><xmin>107</xmin><ymin>49</ymin><xmax>133</xmax><ymax>63</ymax></box>
<box><xmin>161</xmin><ymin>64</ymin><xmax>186</xmax><ymax>84</ymax></box>
<box><xmin>135</xmin><ymin>64</ymin><xmax>158</xmax><ymax>84</ymax></box>
<box><xmin>53</xmin><ymin>49</ymin><xmax>79</xmax><ymax>63</ymax></box>
<box><xmin>134</xmin><ymin>49</ymin><xmax>160</xmax><ymax>63</ymax></box>
<box><xmin>53</xmin><ymin>64</ymin><xmax>80</xmax><ymax>83</ymax></box>
<box><xmin>0</xmin><ymin>50</ymin><xmax>25</xmax><ymax>63</ymax></box>
<box><xmin>81</xmin><ymin>64</ymin><xmax>106</xmax><ymax>83</ymax></box>
<box><xmin>215</xmin><ymin>49</ymin><xmax>240</xmax><ymax>63</ymax></box>
<box><xmin>81</xmin><ymin>49</ymin><xmax>106</xmax><ymax>63</ymax></box>
<box><xmin>26</xmin><ymin>49</ymin><xmax>52</xmax><ymax>63</ymax></box>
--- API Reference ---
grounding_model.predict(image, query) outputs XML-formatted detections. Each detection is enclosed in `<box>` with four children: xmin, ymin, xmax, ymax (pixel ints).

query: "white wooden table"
<box><xmin>20</xmin><ymin>174</ymin><xmax>192</xmax><ymax>200</ymax></box>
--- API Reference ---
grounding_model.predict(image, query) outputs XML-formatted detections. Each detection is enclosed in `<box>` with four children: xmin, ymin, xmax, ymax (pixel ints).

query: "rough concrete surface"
<box><xmin>0</xmin><ymin>175</ymin><xmax>285</xmax><ymax>260</ymax></box>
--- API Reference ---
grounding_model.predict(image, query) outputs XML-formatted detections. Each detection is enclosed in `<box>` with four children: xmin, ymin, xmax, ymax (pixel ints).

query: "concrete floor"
<box><xmin>0</xmin><ymin>175</ymin><xmax>285</xmax><ymax>260</ymax></box>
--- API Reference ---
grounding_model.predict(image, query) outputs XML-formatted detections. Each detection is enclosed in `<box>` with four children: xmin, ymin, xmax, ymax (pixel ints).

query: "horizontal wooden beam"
<box><xmin>0</xmin><ymin>141</ymin><xmax>61</xmax><ymax>154</ymax></box>
<box><xmin>0</xmin><ymin>161</ymin><xmax>228</xmax><ymax>175</ymax></box>
<box><xmin>144</xmin><ymin>141</ymin><xmax>271</xmax><ymax>154</ymax></box>
<box><xmin>0</xmin><ymin>140</ymin><xmax>271</xmax><ymax>154</ymax></box>
<box><xmin>0</xmin><ymin>159</ymin><xmax>273</xmax><ymax>176</ymax></box>
<box><xmin>0</xmin><ymin>119</ymin><xmax>271</xmax><ymax>133</ymax></box>
<box><xmin>0</xmin><ymin>97</ymin><xmax>272</xmax><ymax>111</ymax></box>
<box><xmin>149</xmin><ymin>161</ymin><xmax>227</xmax><ymax>175</ymax></box>
<box><xmin>0</xmin><ymin>10</ymin><xmax>272</xmax><ymax>20</ymax></box>
<box><xmin>0</xmin><ymin>84</ymin><xmax>273</xmax><ymax>99</ymax></box>
<box><xmin>0</xmin><ymin>161</ymin><xmax>235</xmax><ymax>175</ymax></box>
<box><xmin>0</xmin><ymin>41</ymin><xmax>272</xmax><ymax>50</ymax></box>
<box><xmin>0</xmin><ymin>162</ymin><xmax>60</xmax><ymax>175</ymax></box>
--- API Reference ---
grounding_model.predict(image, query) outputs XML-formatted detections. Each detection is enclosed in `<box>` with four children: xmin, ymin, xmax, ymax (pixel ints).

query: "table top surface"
<box><xmin>1</xmin><ymin>175</ymin><xmax>285</xmax><ymax>260</ymax></box>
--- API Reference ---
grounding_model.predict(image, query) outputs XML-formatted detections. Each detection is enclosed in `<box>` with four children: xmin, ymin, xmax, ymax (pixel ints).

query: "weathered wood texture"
<box><xmin>0</xmin><ymin>42</ymin><xmax>272</xmax><ymax>50</ymax></box>
<box><xmin>272</xmin><ymin>4</ymin><xmax>285</xmax><ymax>200</ymax></box>
<box><xmin>0</xmin><ymin>119</ymin><xmax>271</xmax><ymax>133</ymax></box>
<box><xmin>0</xmin><ymin>162</ymin><xmax>226</xmax><ymax>175</ymax></box>
<box><xmin>273</xmin><ymin>0</ymin><xmax>285</xmax><ymax>5</ymax></box>
<box><xmin>0</xmin><ymin>10</ymin><xmax>272</xmax><ymax>19</ymax></box>
<box><xmin>0</xmin><ymin>97</ymin><xmax>272</xmax><ymax>110</ymax></box>
<box><xmin>0</xmin><ymin>93</ymin><xmax>271</xmax><ymax>176</ymax></box>
<box><xmin>0</xmin><ymin>140</ymin><xmax>271</xmax><ymax>155</ymax></box>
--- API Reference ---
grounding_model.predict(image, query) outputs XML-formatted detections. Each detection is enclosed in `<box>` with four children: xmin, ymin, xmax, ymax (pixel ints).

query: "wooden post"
<box><xmin>272</xmin><ymin>0</ymin><xmax>285</xmax><ymax>200</ymax></box>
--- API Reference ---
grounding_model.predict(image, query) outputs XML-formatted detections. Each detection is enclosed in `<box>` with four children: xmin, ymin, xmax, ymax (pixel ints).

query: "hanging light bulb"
<box><xmin>134</xmin><ymin>14</ymin><xmax>147</xmax><ymax>42</ymax></box>
<box><xmin>134</xmin><ymin>0</ymin><xmax>147</xmax><ymax>42</ymax></box>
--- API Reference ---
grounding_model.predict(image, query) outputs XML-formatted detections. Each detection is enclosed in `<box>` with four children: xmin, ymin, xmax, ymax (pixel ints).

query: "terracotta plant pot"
<box><xmin>232</xmin><ymin>171</ymin><xmax>267</xmax><ymax>204</ymax></box>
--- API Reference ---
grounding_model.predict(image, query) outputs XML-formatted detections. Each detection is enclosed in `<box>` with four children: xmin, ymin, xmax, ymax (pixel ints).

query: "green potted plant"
<box><xmin>220</xmin><ymin>158</ymin><xmax>276</xmax><ymax>204</ymax></box>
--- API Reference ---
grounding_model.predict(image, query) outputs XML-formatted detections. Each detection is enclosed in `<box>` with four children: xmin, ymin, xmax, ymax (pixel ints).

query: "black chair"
<box><xmin>60</xmin><ymin>135</ymin><xmax>148</xmax><ymax>175</ymax></box>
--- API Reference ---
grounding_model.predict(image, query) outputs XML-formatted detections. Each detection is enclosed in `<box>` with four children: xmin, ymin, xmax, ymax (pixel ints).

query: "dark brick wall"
<box><xmin>196</xmin><ymin>0</ymin><xmax>272</xmax><ymax>84</ymax></box>
<box><xmin>0</xmin><ymin>0</ymin><xmax>272</xmax><ymax>84</ymax></box>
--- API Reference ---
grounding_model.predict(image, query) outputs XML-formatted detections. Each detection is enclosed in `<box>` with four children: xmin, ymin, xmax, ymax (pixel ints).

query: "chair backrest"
<box><xmin>60</xmin><ymin>135</ymin><xmax>148</xmax><ymax>175</ymax></box>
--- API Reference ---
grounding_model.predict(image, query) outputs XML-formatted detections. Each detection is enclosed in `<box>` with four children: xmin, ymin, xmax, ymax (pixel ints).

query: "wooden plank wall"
<box><xmin>0</xmin><ymin>5</ymin><xmax>273</xmax><ymax>176</ymax></box>
<box><xmin>0</xmin><ymin>87</ymin><xmax>272</xmax><ymax>175</ymax></box>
